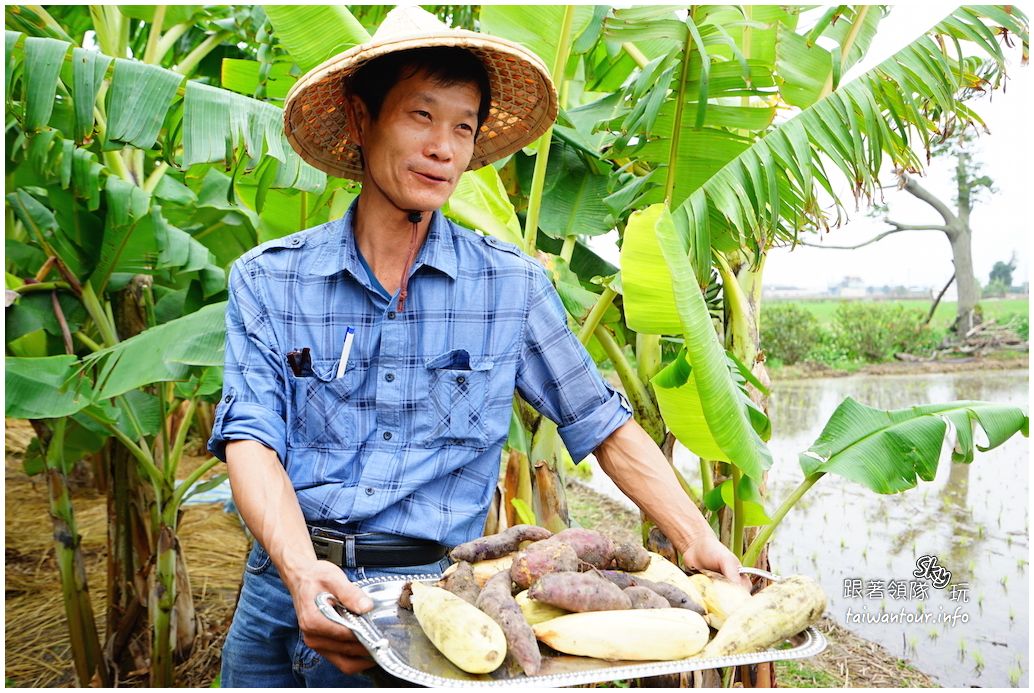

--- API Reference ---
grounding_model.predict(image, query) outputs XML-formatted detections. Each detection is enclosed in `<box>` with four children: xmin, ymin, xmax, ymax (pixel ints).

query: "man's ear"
<box><xmin>344</xmin><ymin>93</ymin><xmax>368</xmax><ymax>148</ymax></box>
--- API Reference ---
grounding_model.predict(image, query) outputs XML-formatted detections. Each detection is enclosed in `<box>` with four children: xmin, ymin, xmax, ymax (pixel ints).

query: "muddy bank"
<box><xmin>770</xmin><ymin>353</ymin><xmax>1027</xmax><ymax>381</ymax></box>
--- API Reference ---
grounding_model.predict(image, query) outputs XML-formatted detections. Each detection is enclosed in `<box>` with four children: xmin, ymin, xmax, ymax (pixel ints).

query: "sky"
<box><xmin>763</xmin><ymin>5</ymin><xmax>1031</xmax><ymax>295</ymax></box>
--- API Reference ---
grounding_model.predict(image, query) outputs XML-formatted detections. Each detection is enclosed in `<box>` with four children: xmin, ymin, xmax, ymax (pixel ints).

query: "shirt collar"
<box><xmin>312</xmin><ymin>199</ymin><xmax>457</xmax><ymax>281</ymax></box>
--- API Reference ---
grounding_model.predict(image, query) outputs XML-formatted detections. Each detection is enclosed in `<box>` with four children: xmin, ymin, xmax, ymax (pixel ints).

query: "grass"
<box><xmin>776</xmin><ymin>659</ymin><xmax>843</xmax><ymax>687</ymax></box>
<box><xmin>768</xmin><ymin>297</ymin><xmax>1029</xmax><ymax>333</ymax></box>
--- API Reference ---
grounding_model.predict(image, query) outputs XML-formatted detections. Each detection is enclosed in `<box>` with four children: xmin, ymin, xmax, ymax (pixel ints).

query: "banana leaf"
<box><xmin>81</xmin><ymin>302</ymin><xmax>228</xmax><ymax>400</ymax></box>
<box><xmin>800</xmin><ymin>398</ymin><xmax>1029</xmax><ymax>494</ymax></box>
<box><xmin>264</xmin><ymin>5</ymin><xmax>369</xmax><ymax>73</ymax></box>
<box><xmin>635</xmin><ymin>203</ymin><xmax>772</xmax><ymax>480</ymax></box>
<box><xmin>5</xmin><ymin>355</ymin><xmax>95</xmax><ymax>419</ymax></box>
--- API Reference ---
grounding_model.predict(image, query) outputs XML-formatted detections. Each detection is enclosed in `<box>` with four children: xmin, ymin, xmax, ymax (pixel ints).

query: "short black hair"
<box><xmin>347</xmin><ymin>47</ymin><xmax>492</xmax><ymax>134</ymax></box>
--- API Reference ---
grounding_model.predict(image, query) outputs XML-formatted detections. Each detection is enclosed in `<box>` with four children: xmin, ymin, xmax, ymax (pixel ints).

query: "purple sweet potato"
<box><xmin>528</xmin><ymin>571</ymin><xmax>632</xmax><ymax>612</ymax></box>
<box><xmin>398</xmin><ymin>581</ymin><xmax>415</xmax><ymax>610</ymax></box>
<box><xmin>450</xmin><ymin>524</ymin><xmax>553</xmax><ymax>563</ymax></box>
<box><xmin>611</xmin><ymin>541</ymin><xmax>651</xmax><ymax>571</ymax></box>
<box><xmin>597</xmin><ymin>569</ymin><xmax>704</xmax><ymax>614</ymax></box>
<box><xmin>548</xmin><ymin>528</ymin><xmax>616</xmax><ymax>569</ymax></box>
<box><xmin>510</xmin><ymin>541</ymin><xmax>580</xmax><ymax>590</ymax></box>
<box><xmin>476</xmin><ymin>570</ymin><xmax>542</xmax><ymax>675</ymax></box>
<box><xmin>624</xmin><ymin>585</ymin><xmax>670</xmax><ymax>609</ymax></box>
<box><xmin>434</xmin><ymin>561</ymin><xmax>480</xmax><ymax>605</ymax></box>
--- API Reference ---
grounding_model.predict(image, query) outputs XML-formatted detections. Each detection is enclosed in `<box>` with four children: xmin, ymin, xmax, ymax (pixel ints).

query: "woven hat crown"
<box><xmin>283</xmin><ymin>6</ymin><xmax>558</xmax><ymax>181</ymax></box>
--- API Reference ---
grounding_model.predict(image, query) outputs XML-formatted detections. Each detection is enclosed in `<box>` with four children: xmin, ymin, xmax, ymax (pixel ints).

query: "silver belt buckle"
<box><xmin>312</xmin><ymin>534</ymin><xmax>345</xmax><ymax>566</ymax></box>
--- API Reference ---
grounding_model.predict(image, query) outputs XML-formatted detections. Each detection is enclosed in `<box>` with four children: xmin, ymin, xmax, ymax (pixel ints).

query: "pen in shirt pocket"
<box><xmin>335</xmin><ymin>326</ymin><xmax>355</xmax><ymax>379</ymax></box>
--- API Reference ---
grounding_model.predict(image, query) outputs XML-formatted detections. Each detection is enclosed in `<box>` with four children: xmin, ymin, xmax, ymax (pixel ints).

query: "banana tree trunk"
<box><xmin>35</xmin><ymin>419</ymin><xmax>109</xmax><ymax>686</ymax></box>
<box><xmin>150</xmin><ymin>523</ymin><xmax>177</xmax><ymax>685</ymax></box>
<box><xmin>721</xmin><ymin>252</ymin><xmax>776</xmax><ymax>688</ymax></box>
<box><xmin>104</xmin><ymin>440</ymin><xmax>147</xmax><ymax>671</ymax></box>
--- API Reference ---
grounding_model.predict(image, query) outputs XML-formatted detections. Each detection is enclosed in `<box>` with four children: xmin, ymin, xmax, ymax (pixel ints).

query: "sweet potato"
<box><xmin>450</xmin><ymin>524</ymin><xmax>553</xmax><ymax>563</ymax></box>
<box><xmin>547</xmin><ymin>528</ymin><xmax>615</xmax><ymax>569</ymax></box>
<box><xmin>435</xmin><ymin>560</ymin><xmax>480</xmax><ymax>605</ymax></box>
<box><xmin>624</xmin><ymin>585</ymin><xmax>670</xmax><ymax>609</ymax></box>
<box><xmin>597</xmin><ymin>569</ymin><xmax>705</xmax><ymax>614</ymax></box>
<box><xmin>611</xmin><ymin>541</ymin><xmax>651</xmax><ymax>571</ymax></box>
<box><xmin>475</xmin><ymin>570</ymin><xmax>542</xmax><ymax>676</ymax></box>
<box><xmin>528</xmin><ymin>571</ymin><xmax>632</xmax><ymax>612</ymax></box>
<box><xmin>442</xmin><ymin>554</ymin><xmax>515</xmax><ymax>588</ymax></box>
<box><xmin>398</xmin><ymin>581</ymin><xmax>415</xmax><ymax>610</ymax></box>
<box><xmin>510</xmin><ymin>541</ymin><xmax>580</xmax><ymax>590</ymax></box>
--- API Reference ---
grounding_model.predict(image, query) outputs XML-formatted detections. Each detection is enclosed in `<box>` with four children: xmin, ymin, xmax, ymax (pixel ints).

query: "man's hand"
<box><xmin>682</xmin><ymin>533</ymin><xmax>752</xmax><ymax>590</ymax></box>
<box><xmin>288</xmin><ymin>559</ymin><xmax>377</xmax><ymax>674</ymax></box>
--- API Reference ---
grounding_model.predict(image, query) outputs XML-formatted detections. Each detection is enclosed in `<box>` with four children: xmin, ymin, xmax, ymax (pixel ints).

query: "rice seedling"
<box><xmin>957</xmin><ymin>638</ymin><xmax>967</xmax><ymax>658</ymax></box>
<box><xmin>1008</xmin><ymin>666</ymin><xmax>1021</xmax><ymax>687</ymax></box>
<box><xmin>973</xmin><ymin>651</ymin><xmax>985</xmax><ymax>672</ymax></box>
<box><xmin>927</xmin><ymin>628</ymin><xmax>939</xmax><ymax>641</ymax></box>
<box><xmin>907</xmin><ymin>635</ymin><xmax>919</xmax><ymax>653</ymax></box>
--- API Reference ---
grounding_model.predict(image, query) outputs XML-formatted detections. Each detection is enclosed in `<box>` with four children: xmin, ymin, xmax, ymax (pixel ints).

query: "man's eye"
<box><xmin>458</xmin><ymin>123</ymin><xmax>474</xmax><ymax>134</ymax></box>
<box><xmin>415</xmin><ymin>110</ymin><xmax>431</xmax><ymax>119</ymax></box>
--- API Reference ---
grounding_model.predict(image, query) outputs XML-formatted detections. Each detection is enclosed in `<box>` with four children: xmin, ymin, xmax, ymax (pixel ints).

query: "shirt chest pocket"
<box><xmin>289</xmin><ymin>360</ymin><xmax>359</xmax><ymax>449</ymax></box>
<box><xmin>424</xmin><ymin>350</ymin><xmax>494</xmax><ymax>449</ymax></box>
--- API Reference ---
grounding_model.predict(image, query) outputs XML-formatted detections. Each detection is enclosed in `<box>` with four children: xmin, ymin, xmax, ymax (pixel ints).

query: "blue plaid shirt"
<box><xmin>208</xmin><ymin>203</ymin><xmax>631</xmax><ymax>546</ymax></box>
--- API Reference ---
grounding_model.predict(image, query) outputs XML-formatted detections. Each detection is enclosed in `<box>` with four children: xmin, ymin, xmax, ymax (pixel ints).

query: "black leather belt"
<box><xmin>308</xmin><ymin>526</ymin><xmax>447</xmax><ymax>568</ymax></box>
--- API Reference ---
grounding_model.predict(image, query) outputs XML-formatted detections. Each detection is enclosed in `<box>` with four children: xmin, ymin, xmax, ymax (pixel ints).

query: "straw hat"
<box><xmin>283</xmin><ymin>6</ymin><xmax>558</xmax><ymax>181</ymax></box>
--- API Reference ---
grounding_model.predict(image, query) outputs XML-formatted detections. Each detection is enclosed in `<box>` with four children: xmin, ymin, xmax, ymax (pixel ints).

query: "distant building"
<box><xmin>829</xmin><ymin>276</ymin><xmax>867</xmax><ymax>298</ymax></box>
<box><xmin>764</xmin><ymin>285</ymin><xmax>821</xmax><ymax>299</ymax></box>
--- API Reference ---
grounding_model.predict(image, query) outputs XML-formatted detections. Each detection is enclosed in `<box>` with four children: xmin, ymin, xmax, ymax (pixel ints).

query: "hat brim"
<box><xmin>284</xmin><ymin>31</ymin><xmax>558</xmax><ymax>181</ymax></box>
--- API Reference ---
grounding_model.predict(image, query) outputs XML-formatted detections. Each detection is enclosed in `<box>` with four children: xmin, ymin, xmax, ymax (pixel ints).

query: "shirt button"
<box><xmin>224</xmin><ymin>395</ymin><xmax>232</xmax><ymax>403</ymax></box>
<box><xmin>387</xmin><ymin>311</ymin><xmax>396</xmax><ymax>320</ymax></box>
<box><xmin>290</xmin><ymin>237</ymin><xmax>301</xmax><ymax>246</ymax></box>
<box><xmin>365</xmin><ymin>487</ymin><xmax>375</xmax><ymax>496</ymax></box>
<box><xmin>383</xmin><ymin>431</ymin><xmax>392</xmax><ymax>441</ymax></box>
<box><xmin>385</xmin><ymin>373</ymin><xmax>395</xmax><ymax>382</ymax></box>
<box><xmin>456</xmin><ymin>375</ymin><xmax>466</xmax><ymax>384</ymax></box>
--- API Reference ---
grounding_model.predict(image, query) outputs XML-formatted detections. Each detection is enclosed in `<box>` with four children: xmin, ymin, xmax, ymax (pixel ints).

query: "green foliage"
<box><xmin>832</xmin><ymin>302</ymin><xmax>940</xmax><ymax>362</ymax></box>
<box><xmin>763</xmin><ymin>300</ymin><xmax>954</xmax><ymax>366</ymax></box>
<box><xmin>760</xmin><ymin>303</ymin><xmax>822</xmax><ymax>365</ymax></box>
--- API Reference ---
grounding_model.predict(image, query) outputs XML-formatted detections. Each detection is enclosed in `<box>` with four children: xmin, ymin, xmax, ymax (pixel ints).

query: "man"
<box><xmin>210</xmin><ymin>7</ymin><xmax>748</xmax><ymax>687</ymax></box>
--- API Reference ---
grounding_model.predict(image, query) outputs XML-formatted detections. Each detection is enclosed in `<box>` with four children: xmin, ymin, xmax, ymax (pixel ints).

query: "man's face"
<box><xmin>351</xmin><ymin>69</ymin><xmax>480</xmax><ymax>214</ymax></box>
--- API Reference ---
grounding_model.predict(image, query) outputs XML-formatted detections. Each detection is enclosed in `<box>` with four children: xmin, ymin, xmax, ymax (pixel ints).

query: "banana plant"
<box><xmin>614</xmin><ymin>4</ymin><xmax>1027</xmax><ymax>560</ymax></box>
<box><xmin>4</xmin><ymin>4</ymin><xmax>319</xmax><ymax>685</ymax></box>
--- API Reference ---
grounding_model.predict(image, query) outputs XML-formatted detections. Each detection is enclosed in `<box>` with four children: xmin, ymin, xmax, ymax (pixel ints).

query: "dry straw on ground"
<box><xmin>5</xmin><ymin>418</ymin><xmax>249</xmax><ymax>688</ymax></box>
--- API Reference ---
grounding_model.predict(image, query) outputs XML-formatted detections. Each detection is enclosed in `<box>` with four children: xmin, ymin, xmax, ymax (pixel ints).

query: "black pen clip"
<box><xmin>286</xmin><ymin>347</ymin><xmax>313</xmax><ymax>377</ymax></box>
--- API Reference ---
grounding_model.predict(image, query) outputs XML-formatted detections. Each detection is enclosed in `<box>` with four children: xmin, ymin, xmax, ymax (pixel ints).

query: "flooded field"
<box><xmin>584</xmin><ymin>370</ymin><xmax>1029</xmax><ymax>688</ymax></box>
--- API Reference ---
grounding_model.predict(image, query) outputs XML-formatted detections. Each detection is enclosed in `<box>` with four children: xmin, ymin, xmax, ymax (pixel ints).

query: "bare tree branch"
<box><xmin>884</xmin><ymin>219</ymin><xmax>950</xmax><ymax>232</ymax></box>
<box><xmin>793</xmin><ymin>225</ymin><xmax>944</xmax><ymax>250</ymax></box>
<box><xmin>924</xmin><ymin>272</ymin><xmax>955</xmax><ymax>326</ymax></box>
<box><xmin>901</xmin><ymin>173</ymin><xmax>958</xmax><ymax>226</ymax></box>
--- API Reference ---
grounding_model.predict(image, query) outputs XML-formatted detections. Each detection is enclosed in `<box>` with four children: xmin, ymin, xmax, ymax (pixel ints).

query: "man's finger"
<box><xmin>305</xmin><ymin>635</ymin><xmax>372</xmax><ymax>658</ymax></box>
<box><xmin>337</xmin><ymin>582</ymin><xmax>375</xmax><ymax>614</ymax></box>
<box><xmin>721</xmin><ymin>557</ymin><xmax>752</xmax><ymax>590</ymax></box>
<box><xmin>321</xmin><ymin>650</ymin><xmax>377</xmax><ymax>676</ymax></box>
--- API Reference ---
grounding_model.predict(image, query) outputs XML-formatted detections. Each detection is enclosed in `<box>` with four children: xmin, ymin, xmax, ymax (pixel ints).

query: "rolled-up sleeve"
<box><xmin>207</xmin><ymin>262</ymin><xmax>288</xmax><ymax>463</ymax></box>
<box><xmin>515</xmin><ymin>268</ymin><xmax>633</xmax><ymax>462</ymax></box>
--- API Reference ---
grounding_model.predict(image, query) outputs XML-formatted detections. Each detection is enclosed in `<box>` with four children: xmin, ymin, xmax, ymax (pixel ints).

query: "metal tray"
<box><xmin>316</xmin><ymin>567</ymin><xmax>827</xmax><ymax>688</ymax></box>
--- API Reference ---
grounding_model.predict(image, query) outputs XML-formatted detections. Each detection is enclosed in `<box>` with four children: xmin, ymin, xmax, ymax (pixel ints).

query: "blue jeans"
<box><xmin>221</xmin><ymin>539</ymin><xmax>450</xmax><ymax>687</ymax></box>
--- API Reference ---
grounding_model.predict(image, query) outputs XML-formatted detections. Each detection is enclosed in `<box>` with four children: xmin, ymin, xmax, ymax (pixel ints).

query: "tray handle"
<box><xmin>314</xmin><ymin>592</ymin><xmax>390</xmax><ymax>653</ymax></box>
<box><xmin>739</xmin><ymin>566</ymin><xmax>779</xmax><ymax>581</ymax></box>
